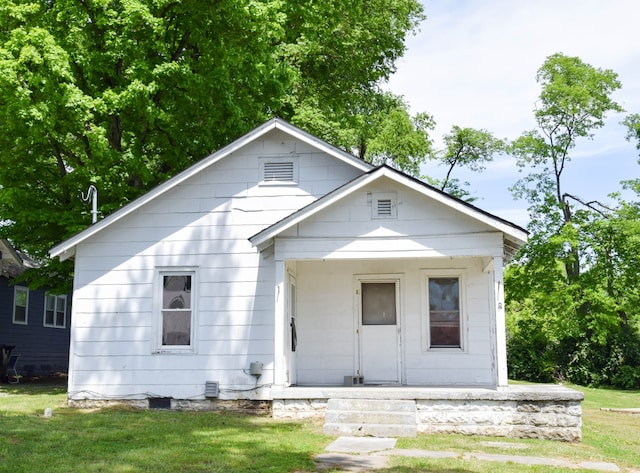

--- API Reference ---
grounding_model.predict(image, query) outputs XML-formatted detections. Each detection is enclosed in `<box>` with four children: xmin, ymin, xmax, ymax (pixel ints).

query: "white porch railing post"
<box><xmin>493</xmin><ymin>256</ymin><xmax>508</xmax><ymax>386</ymax></box>
<box><xmin>273</xmin><ymin>259</ymin><xmax>287</xmax><ymax>388</ymax></box>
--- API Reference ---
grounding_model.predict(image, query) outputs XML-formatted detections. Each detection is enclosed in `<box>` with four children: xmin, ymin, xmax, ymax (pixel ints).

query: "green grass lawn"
<box><xmin>1</xmin><ymin>381</ymin><xmax>638</xmax><ymax>472</ymax></box>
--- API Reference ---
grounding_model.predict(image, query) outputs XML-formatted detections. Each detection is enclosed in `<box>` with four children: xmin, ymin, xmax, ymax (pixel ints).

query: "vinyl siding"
<box><xmin>67</xmin><ymin>129</ymin><xmax>363</xmax><ymax>400</ymax></box>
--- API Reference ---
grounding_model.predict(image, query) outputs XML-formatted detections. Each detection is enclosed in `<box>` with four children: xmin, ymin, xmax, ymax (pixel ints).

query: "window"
<box><xmin>157</xmin><ymin>271</ymin><xmax>195</xmax><ymax>350</ymax></box>
<box><xmin>361</xmin><ymin>282</ymin><xmax>397</xmax><ymax>325</ymax></box>
<box><xmin>425</xmin><ymin>275</ymin><xmax>463</xmax><ymax>349</ymax></box>
<box><xmin>260</xmin><ymin>157</ymin><xmax>298</xmax><ymax>185</ymax></box>
<box><xmin>13</xmin><ymin>286</ymin><xmax>29</xmax><ymax>324</ymax></box>
<box><xmin>422</xmin><ymin>270</ymin><xmax>466</xmax><ymax>351</ymax></box>
<box><xmin>44</xmin><ymin>294</ymin><xmax>67</xmax><ymax>328</ymax></box>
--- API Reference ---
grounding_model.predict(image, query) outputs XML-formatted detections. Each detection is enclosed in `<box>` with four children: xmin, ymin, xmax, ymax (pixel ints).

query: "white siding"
<box><xmin>68</xmin><ymin>129</ymin><xmax>364</xmax><ymax>401</ymax></box>
<box><xmin>275</xmin><ymin>177</ymin><xmax>504</xmax><ymax>260</ymax></box>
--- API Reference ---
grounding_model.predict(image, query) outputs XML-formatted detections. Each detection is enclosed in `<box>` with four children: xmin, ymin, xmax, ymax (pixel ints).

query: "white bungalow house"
<box><xmin>50</xmin><ymin>118</ymin><xmax>583</xmax><ymax>440</ymax></box>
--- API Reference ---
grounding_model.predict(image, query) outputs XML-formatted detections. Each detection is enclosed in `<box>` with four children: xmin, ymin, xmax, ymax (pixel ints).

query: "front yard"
<box><xmin>1</xmin><ymin>381</ymin><xmax>638</xmax><ymax>472</ymax></box>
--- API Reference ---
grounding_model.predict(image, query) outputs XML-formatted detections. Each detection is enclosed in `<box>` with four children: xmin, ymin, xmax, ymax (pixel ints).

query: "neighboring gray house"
<box><xmin>50</xmin><ymin>119</ymin><xmax>583</xmax><ymax>440</ymax></box>
<box><xmin>1</xmin><ymin>238</ymin><xmax>71</xmax><ymax>377</ymax></box>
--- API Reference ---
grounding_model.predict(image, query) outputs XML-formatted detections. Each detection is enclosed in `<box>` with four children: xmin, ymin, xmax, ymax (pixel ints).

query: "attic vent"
<box><xmin>376</xmin><ymin>199</ymin><xmax>393</xmax><ymax>216</ymax></box>
<box><xmin>371</xmin><ymin>192</ymin><xmax>397</xmax><ymax>219</ymax></box>
<box><xmin>263</xmin><ymin>161</ymin><xmax>294</xmax><ymax>182</ymax></box>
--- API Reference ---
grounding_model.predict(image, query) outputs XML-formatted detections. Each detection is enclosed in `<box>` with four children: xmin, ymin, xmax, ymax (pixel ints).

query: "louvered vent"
<box><xmin>376</xmin><ymin>199</ymin><xmax>393</xmax><ymax>216</ymax></box>
<box><xmin>371</xmin><ymin>192</ymin><xmax>397</xmax><ymax>218</ymax></box>
<box><xmin>263</xmin><ymin>161</ymin><xmax>294</xmax><ymax>182</ymax></box>
<box><xmin>205</xmin><ymin>381</ymin><xmax>219</xmax><ymax>398</ymax></box>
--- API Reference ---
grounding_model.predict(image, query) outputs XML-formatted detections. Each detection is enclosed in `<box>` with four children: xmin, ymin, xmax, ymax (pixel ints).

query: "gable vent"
<box><xmin>263</xmin><ymin>161</ymin><xmax>294</xmax><ymax>182</ymax></box>
<box><xmin>376</xmin><ymin>199</ymin><xmax>393</xmax><ymax>216</ymax></box>
<box><xmin>371</xmin><ymin>192</ymin><xmax>397</xmax><ymax>219</ymax></box>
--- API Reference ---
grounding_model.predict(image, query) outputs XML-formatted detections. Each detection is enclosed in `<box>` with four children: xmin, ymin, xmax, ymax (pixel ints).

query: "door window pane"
<box><xmin>429</xmin><ymin>278</ymin><xmax>461</xmax><ymax>347</ymax></box>
<box><xmin>362</xmin><ymin>283</ymin><xmax>396</xmax><ymax>325</ymax></box>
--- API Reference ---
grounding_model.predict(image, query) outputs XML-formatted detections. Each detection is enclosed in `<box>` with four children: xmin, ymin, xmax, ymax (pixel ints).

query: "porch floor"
<box><xmin>272</xmin><ymin>384</ymin><xmax>584</xmax><ymax>401</ymax></box>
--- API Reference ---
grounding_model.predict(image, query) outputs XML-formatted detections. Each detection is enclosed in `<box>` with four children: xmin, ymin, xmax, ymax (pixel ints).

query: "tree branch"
<box><xmin>562</xmin><ymin>193</ymin><xmax>613</xmax><ymax>218</ymax></box>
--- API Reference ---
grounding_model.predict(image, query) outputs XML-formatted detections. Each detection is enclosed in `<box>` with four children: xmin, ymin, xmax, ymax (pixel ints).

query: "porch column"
<box><xmin>273</xmin><ymin>259</ymin><xmax>287</xmax><ymax>388</ymax></box>
<box><xmin>493</xmin><ymin>256</ymin><xmax>508</xmax><ymax>387</ymax></box>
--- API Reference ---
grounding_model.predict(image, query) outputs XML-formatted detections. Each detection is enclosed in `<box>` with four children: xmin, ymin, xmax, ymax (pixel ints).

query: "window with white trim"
<box><xmin>423</xmin><ymin>270</ymin><xmax>465</xmax><ymax>350</ymax></box>
<box><xmin>13</xmin><ymin>286</ymin><xmax>29</xmax><ymax>325</ymax></box>
<box><xmin>44</xmin><ymin>294</ymin><xmax>67</xmax><ymax>328</ymax></box>
<box><xmin>156</xmin><ymin>270</ymin><xmax>196</xmax><ymax>351</ymax></box>
<box><xmin>259</xmin><ymin>157</ymin><xmax>298</xmax><ymax>185</ymax></box>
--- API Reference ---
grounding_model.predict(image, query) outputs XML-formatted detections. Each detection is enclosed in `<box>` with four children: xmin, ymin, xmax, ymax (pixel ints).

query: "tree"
<box><xmin>291</xmin><ymin>91</ymin><xmax>435</xmax><ymax>177</ymax></box>
<box><xmin>509</xmin><ymin>52</ymin><xmax>623</xmax><ymax>280</ymax></box>
<box><xmin>0</xmin><ymin>0</ymin><xmax>424</xmax><ymax>291</ymax></box>
<box><xmin>506</xmin><ymin>200</ymin><xmax>640</xmax><ymax>387</ymax></box>
<box><xmin>622</xmin><ymin>113</ymin><xmax>640</xmax><ymax>192</ymax></box>
<box><xmin>427</xmin><ymin>126</ymin><xmax>505</xmax><ymax>201</ymax></box>
<box><xmin>505</xmin><ymin>54</ymin><xmax>640</xmax><ymax>388</ymax></box>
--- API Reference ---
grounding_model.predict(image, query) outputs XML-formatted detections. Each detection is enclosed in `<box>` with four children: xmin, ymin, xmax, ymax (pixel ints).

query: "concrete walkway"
<box><xmin>315</xmin><ymin>436</ymin><xmax>626</xmax><ymax>472</ymax></box>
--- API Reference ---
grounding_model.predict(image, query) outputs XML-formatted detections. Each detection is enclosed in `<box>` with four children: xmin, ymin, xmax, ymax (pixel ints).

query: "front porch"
<box><xmin>272</xmin><ymin>385</ymin><xmax>584</xmax><ymax>441</ymax></box>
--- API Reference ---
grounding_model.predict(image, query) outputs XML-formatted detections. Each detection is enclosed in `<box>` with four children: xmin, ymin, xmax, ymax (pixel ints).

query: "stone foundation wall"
<box><xmin>68</xmin><ymin>385</ymin><xmax>584</xmax><ymax>442</ymax></box>
<box><xmin>271</xmin><ymin>385</ymin><xmax>584</xmax><ymax>442</ymax></box>
<box><xmin>415</xmin><ymin>399</ymin><xmax>582</xmax><ymax>442</ymax></box>
<box><xmin>272</xmin><ymin>398</ymin><xmax>328</xmax><ymax>419</ymax></box>
<box><xmin>67</xmin><ymin>397</ymin><xmax>271</xmax><ymax>413</ymax></box>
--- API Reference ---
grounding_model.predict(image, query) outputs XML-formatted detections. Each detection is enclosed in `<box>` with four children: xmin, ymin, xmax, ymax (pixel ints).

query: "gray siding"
<box><xmin>0</xmin><ymin>277</ymin><xmax>71</xmax><ymax>376</ymax></box>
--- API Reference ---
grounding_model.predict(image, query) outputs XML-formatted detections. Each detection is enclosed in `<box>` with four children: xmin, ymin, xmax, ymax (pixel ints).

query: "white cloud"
<box><xmin>388</xmin><ymin>0</ymin><xmax>640</xmax><ymax>225</ymax></box>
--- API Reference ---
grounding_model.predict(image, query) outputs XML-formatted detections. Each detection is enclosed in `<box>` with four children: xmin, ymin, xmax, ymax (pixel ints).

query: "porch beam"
<box><xmin>274</xmin><ymin>233</ymin><xmax>504</xmax><ymax>261</ymax></box>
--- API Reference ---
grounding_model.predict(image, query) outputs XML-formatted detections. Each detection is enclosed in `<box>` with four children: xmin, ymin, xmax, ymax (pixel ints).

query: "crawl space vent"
<box><xmin>149</xmin><ymin>397</ymin><xmax>172</xmax><ymax>409</ymax></box>
<box><xmin>205</xmin><ymin>381</ymin><xmax>219</xmax><ymax>398</ymax></box>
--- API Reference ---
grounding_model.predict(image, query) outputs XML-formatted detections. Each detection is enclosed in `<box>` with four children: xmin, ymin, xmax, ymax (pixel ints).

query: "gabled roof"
<box><xmin>1</xmin><ymin>238</ymin><xmax>40</xmax><ymax>278</ymax></box>
<box><xmin>50</xmin><ymin>118</ymin><xmax>373</xmax><ymax>261</ymax></box>
<box><xmin>249</xmin><ymin>164</ymin><xmax>528</xmax><ymax>253</ymax></box>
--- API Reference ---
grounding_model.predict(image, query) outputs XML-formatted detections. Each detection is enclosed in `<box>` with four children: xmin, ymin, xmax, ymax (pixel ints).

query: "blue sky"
<box><xmin>386</xmin><ymin>0</ymin><xmax>640</xmax><ymax>227</ymax></box>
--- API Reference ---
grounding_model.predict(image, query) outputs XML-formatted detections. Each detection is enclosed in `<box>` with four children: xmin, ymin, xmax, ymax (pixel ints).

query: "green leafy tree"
<box><xmin>427</xmin><ymin>126</ymin><xmax>505</xmax><ymax>201</ymax></box>
<box><xmin>0</xmin><ymin>0</ymin><xmax>424</xmax><ymax>291</ymax></box>
<box><xmin>505</xmin><ymin>54</ymin><xmax>640</xmax><ymax>388</ymax></box>
<box><xmin>291</xmin><ymin>92</ymin><xmax>435</xmax><ymax>177</ymax></box>
<box><xmin>509</xmin><ymin>52</ymin><xmax>623</xmax><ymax>280</ymax></box>
<box><xmin>506</xmin><ymin>201</ymin><xmax>640</xmax><ymax>387</ymax></box>
<box><xmin>622</xmin><ymin>113</ymin><xmax>640</xmax><ymax>192</ymax></box>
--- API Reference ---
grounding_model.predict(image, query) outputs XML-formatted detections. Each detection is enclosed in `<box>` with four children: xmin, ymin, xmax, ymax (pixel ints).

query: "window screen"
<box><xmin>362</xmin><ymin>282</ymin><xmax>397</xmax><ymax>325</ymax></box>
<box><xmin>428</xmin><ymin>277</ymin><xmax>461</xmax><ymax>348</ymax></box>
<box><xmin>162</xmin><ymin>274</ymin><xmax>192</xmax><ymax>346</ymax></box>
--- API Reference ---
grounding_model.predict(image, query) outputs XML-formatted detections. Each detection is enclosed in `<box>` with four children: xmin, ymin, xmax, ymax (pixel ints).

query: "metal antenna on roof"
<box><xmin>81</xmin><ymin>185</ymin><xmax>98</xmax><ymax>224</ymax></box>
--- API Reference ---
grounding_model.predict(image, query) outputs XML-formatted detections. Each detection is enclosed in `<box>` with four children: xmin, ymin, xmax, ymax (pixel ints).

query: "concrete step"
<box><xmin>323</xmin><ymin>422</ymin><xmax>417</xmax><ymax>437</ymax></box>
<box><xmin>323</xmin><ymin>398</ymin><xmax>417</xmax><ymax>437</ymax></box>
<box><xmin>327</xmin><ymin>398</ymin><xmax>416</xmax><ymax>412</ymax></box>
<box><xmin>325</xmin><ymin>409</ymin><xmax>416</xmax><ymax>425</ymax></box>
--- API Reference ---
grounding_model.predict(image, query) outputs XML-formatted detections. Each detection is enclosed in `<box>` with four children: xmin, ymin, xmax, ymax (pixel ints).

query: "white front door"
<box><xmin>358</xmin><ymin>279</ymin><xmax>401</xmax><ymax>384</ymax></box>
